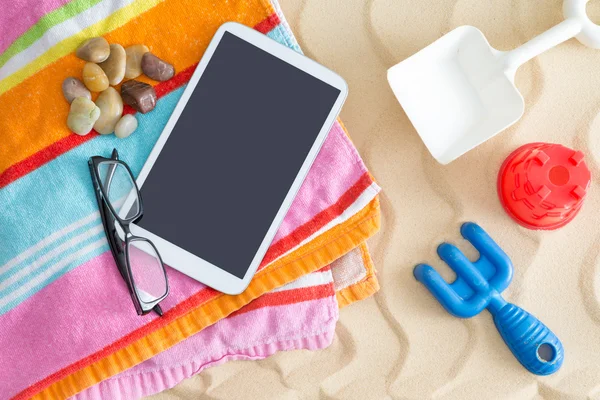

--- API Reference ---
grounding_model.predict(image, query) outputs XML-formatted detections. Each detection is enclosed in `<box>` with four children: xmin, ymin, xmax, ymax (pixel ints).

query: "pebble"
<box><xmin>98</xmin><ymin>44</ymin><xmax>126</xmax><ymax>85</ymax></box>
<box><xmin>67</xmin><ymin>97</ymin><xmax>100</xmax><ymax>135</ymax></box>
<box><xmin>121</xmin><ymin>80</ymin><xmax>157</xmax><ymax>114</ymax></box>
<box><xmin>82</xmin><ymin>62</ymin><xmax>109</xmax><ymax>92</ymax></box>
<box><xmin>114</xmin><ymin>114</ymin><xmax>138</xmax><ymax>139</ymax></box>
<box><xmin>93</xmin><ymin>87</ymin><xmax>123</xmax><ymax>134</ymax></box>
<box><xmin>62</xmin><ymin>77</ymin><xmax>91</xmax><ymax>103</ymax></box>
<box><xmin>75</xmin><ymin>37</ymin><xmax>110</xmax><ymax>63</ymax></box>
<box><xmin>124</xmin><ymin>45</ymin><xmax>149</xmax><ymax>79</ymax></box>
<box><xmin>141</xmin><ymin>52</ymin><xmax>174</xmax><ymax>81</ymax></box>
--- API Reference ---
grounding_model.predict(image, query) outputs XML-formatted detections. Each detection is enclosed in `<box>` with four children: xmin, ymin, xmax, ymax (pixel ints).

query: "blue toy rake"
<box><xmin>414</xmin><ymin>222</ymin><xmax>563</xmax><ymax>375</ymax></box>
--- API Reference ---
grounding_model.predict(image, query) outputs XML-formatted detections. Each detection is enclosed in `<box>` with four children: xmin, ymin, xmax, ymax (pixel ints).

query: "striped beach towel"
<box><xmin>0</xmin><ymin>0</ymin><xmax>381</xmax><ymax>398</ymax></box>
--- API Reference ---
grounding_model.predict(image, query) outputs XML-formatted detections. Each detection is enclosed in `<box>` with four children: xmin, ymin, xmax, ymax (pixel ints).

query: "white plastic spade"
<box><xmin>388</xmin><ymin>0</ymin><xmax>600</xmax><ymax>165</ymax></box>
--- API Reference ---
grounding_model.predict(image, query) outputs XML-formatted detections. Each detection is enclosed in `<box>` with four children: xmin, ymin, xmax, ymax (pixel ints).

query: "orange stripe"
<box><xmin>0</xmin><ymin>4</ymin><xmax>281</xmax><ymax>189</ymax></box>
<box><xmin>0</xmin><ymin>0</ymin><xmax>272</xmax><ymax>175</ymax></box>
<box><xmin>22</xmin><ymin>196</ymin><xmax>379</xmax><ymax>399</ymax></box>
<box><xmin>0</xmin><ymin>63</ymin><xmax>193</xmax><ymax>188</ymax></box>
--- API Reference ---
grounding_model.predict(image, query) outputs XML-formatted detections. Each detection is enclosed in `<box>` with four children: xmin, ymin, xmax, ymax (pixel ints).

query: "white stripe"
<box><xmin>0</xmin><ymin>0</ymin><xmax>134</xmax><ymax>80</ymax></box>
<box><xmin>272</xmin><ymin>269</ymin><xmax>333</xmax><ymax>293</ymax></box>
<box><xmin>0</xmin><ymin>237</ymin><xmax>107</xmax><ymax>309</ymax></box>
<box><xmin>0</xmin><ymin>212</ymin><xmax>99</xmax><ymax>274</ymax></box>
<box><xmin>0</xmin><ymin>224</ymin><xmax>104</xmax><ymax>292</ymax></box>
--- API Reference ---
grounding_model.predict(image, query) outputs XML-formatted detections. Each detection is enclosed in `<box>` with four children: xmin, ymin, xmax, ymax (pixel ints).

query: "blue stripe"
<box><xmin>267</xmin><ymin>27</ymin><xmax>302</xmax><ymax>54</ymax></box>
<box><xmin>0</xmin><ymin>213</ymin><xmax>100</xmax><ymax>281</ymax></box>
<box><xmin>0</xmin><ymin>86</ymin><xmax>186</xmax><ymax>267</ymax></box>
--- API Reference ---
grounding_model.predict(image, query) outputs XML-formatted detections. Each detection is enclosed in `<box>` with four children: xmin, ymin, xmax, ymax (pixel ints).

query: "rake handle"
<box><xmin>492</xmin><ymin>303</ymin><xmax>564</xmax><ymax>376</ymax></box>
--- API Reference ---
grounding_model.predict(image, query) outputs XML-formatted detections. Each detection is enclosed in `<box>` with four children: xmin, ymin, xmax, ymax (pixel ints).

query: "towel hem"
<box><xmin>75</xmin><ymin>325</ymin><xmax>336</xmax><ymax>400</ymax></box>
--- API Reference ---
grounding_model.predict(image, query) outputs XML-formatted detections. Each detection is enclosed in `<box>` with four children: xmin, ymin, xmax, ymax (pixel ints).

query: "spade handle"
<box><xmin>564</xmin><ymin>0</ymin><xmax>600</xmax><ymax>48</ymax></box>
<box><xmin>502</xmin><ymin>18</ymin><xmax>582</xmax><ymax>73</ymax></box>
<box><xmin>503</xmin><ymin>0</ymin><xmax>600</xmax><ymax>74</ymax></box>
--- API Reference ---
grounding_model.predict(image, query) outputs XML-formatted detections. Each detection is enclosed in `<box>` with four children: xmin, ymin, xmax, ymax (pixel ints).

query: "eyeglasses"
<box><xmin>89</xmin><ymin>149</ymin><xmax>169</xmax><ymax>316</ymax></box>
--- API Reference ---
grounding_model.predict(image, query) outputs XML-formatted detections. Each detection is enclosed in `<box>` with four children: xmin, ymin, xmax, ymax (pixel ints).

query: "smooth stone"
<box><xmin>82</xmin><ymin>62</ymin><xmax>109</xmax><ymax>92</ymax></box>
<box><xmin>114</xmin><ymin>114</ymin><xmax>138</xmax><ymax>139</ymax></box>
<box><xmin>124</xmin><ymin>44</ymin><xmax>149</xmax><ymax>79</ymax></box>
<box><xmin>67</xmin><ymin>97</ymin><xmax>100</xmax><ymax>135</ymax></box>
<box><xmin>62</xmin><ymin>77</ymin><xmax>91</xmax><ymax>103</ymax></box>
<box><xmin>99</xmin><ymin>44</ymin><xmax>126</xmax><ymax>85</ymax></box>
<box><xmin>75</xmin><ymin>37</ymin><xmax>110</xmax><ymax>63</ymax></box>
<box><xmin>121</xmin><ymin>80</ymin><xmax>157</xmax><ymax>114</ymax></box>
<box><xmin>93</xmin><ymin>87</ymin><xmax>123</xmax><ymax>134</ymax></box>
<box><xmin>141</xmin><ymin>52</ymin><xmax>174</xmax><ymax>81</ymax></box>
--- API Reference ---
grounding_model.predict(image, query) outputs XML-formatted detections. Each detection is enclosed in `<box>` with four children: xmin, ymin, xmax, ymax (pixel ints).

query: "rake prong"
<box><xmin>460</xmin><ymin>222</ymin><xmax>513</xmax><ymax>292</ymax></box>
<box><xmin>437</xmin><ymin>243</ymin><xmax>490</xmax><ymax>294</ymax></box>
<box><xmin>414</xmin><ymin>264</ymin><xmax>478</xmax><ymax>318</ymax></box>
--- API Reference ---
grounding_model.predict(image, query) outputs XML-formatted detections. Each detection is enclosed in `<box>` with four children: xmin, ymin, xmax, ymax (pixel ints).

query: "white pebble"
<box><xmin>114</xmin><ymin>114</ymin><xmax>138</xmax><ymax>139</ymax></box>
<box><xmin>67</xmin><ymin>97</ymin><xmax>100</xmax><ymax>136</ymax></box>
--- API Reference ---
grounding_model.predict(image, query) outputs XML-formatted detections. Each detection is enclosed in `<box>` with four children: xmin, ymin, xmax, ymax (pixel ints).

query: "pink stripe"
<box><xmin>0</xmin><ymin>0</ymin><xmax>72</xmax><ymax>53</ymax></box>
<box><xmin>75</xmin><ymin>296</ymin><xmax>338</xmax><ymax>399</ymax></box>
<box><xmin>272</xmin><ymin>122</ymin><xmax>369</xmax><ymax>242</ymax></box>
<box><xmin>0</xmin><ymin>251</ymin><xmax>208</xmax><ymax>399</ymax></box>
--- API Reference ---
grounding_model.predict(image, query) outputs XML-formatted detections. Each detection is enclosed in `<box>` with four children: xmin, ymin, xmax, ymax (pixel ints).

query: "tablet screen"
<box><xmin>137</xmin><ymin>31</ymin><xmax>341</xmax><ymax>279</ymax></box>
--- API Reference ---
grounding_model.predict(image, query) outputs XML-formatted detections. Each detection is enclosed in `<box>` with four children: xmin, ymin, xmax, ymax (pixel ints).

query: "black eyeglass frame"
<box><xmin>88</xmin><ymin>149</ymin><xmax>169</xmax><ymax>316</ymax></box>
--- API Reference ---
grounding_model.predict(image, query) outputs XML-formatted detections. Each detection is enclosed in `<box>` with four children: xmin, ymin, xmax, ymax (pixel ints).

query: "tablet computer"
<box><xmin>128</xmin><ymin>22</ymin><xmax>348</xmax><ymax>294</ymax></box>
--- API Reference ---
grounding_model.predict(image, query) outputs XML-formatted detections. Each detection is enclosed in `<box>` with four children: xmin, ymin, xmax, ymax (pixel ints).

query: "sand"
<box><xmin>153</xmin><ymin>0</ymin><xmax>600</xmax><ymax>398</ymax></box>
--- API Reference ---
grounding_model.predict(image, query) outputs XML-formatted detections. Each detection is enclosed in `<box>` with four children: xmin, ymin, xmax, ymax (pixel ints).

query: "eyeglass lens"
<box><xmin>97</xmin><ymin>161</ymin><xmax>141</xmax><ymax>220</ymax></box>
<box><xmin>128</xmin><ymin>240</ymin><xmax>168</xmax><ymax>303</ymax></box>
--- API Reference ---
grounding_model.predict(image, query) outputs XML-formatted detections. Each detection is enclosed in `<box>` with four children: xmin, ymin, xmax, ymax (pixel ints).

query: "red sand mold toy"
<box><xmin>498</xmin><ymin>143</ymin><xmax>591</xmax><ymax>230</ymax></box>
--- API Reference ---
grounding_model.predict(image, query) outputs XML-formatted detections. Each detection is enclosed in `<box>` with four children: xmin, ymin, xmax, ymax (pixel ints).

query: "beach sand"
<box><xmin>153</xmin><ymin>0</ymin><xmax>600</xmax><ymax>398</ymax></box>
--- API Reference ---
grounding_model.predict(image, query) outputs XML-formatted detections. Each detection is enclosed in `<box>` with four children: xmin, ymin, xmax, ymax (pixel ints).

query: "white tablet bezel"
<box><xmin>129</xmin><ymin>22</ymin><xmax>348</xmax><ymax>295</ymax></box>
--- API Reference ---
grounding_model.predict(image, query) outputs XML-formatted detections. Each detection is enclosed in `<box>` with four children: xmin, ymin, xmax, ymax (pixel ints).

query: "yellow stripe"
<box><xmin>32</xmin><ymin>198</ymin><xmax>380</xmax><ymax>399</ymax></box>
<box><xmin>0</xmin><ymin>0</ymin><xmax>164</xmax><ymax>96</ymax></box>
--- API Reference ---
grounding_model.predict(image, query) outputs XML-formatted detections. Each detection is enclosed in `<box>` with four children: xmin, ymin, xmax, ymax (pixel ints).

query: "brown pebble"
<box><xmin>124</xmin><ymin>45</ymin><xmax>149</xmax><ymax>79</ymax></box>
<box><xmin>75</xmin><ymin>37</ymin><xmax>110</xmax><ymax>63</ymax></box>
<box><xmin>141</xmin><ymin>53</ymin><xmax>174</xmax><ymax>81</ymax></box>
<box><xmin>121</xmin><ymin>80</ymin><xmax>157</xmax><ymax>114</ymax></box>
<box><xmin>62</xmin><ymin>77</ymin><xmax>91</xmax><ymax>103</ymax></box>
<box><xmin>98</xmin><ymin>44</ymin><xmax>126</xmax><ymax>85</ymax></box>
<box><xmin>82</xmin><ymin>62</ymin><xmax>109</xmax><ymax>92</ymax></box>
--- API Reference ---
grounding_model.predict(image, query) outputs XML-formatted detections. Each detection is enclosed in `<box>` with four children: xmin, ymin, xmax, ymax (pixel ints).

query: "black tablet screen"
<box><xmin>137</xmin><ymin>31</ymin><xmax>341</xmax><ymax>279</ymax></box>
